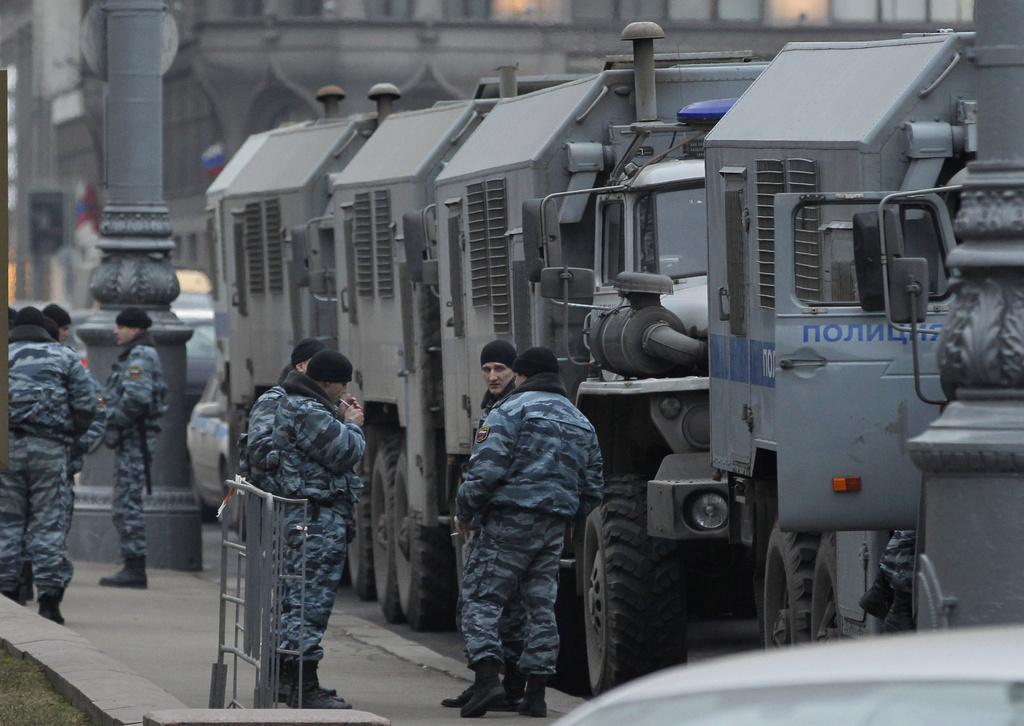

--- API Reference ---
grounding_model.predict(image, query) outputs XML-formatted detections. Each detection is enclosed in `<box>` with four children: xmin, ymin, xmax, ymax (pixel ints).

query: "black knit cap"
<box><xmin>306</xmin><ymin>350</ymin><xmax>353</xmax><ymax>384</ymax></box>
<box><xmin>13</xmin><ymin>306</ymin><xmax>46</xmax><ymax>328</ymax></box>
<box><xmin>43</xmin><ymin>303</ymin><xmax>72</xmax><ymax>328</ymax></box>
<box><xmin>115</xmin><ymin>307</ymin><xmax>152</xmax><ymax>329</ymax></box>
<box><xmin>512</xmin><ymin>346</ymin><xmax>560</xmax><ymax>378</ymax></box>
<box><xmin>480</xmin><ymin>339</ymin><xmax>517</xmax><ymax>368</ymax></box>
<box><xmin>41</xmin><ymin>316</ymin><xmax>60</xmax><ymax>340</ymax></box>
<box><xmin>291</xmin><ymin>337</ymin><xmax>327</xmax><ymax>367</ymax></box>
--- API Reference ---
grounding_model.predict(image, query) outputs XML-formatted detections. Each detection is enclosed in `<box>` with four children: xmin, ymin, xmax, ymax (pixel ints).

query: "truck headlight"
<box><xmin>686</xmin><ymin>491</ymin><xmax>728</xmax><ymax>531</ymax></box>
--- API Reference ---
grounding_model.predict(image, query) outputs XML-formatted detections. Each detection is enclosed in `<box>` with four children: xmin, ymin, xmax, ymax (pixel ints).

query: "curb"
<box><xmin>331</xmin><ymin>611</ymin><xmax>586</xmax><ymax>717</ymax></box>
<box><xmin>0</xmin><ymin>595</ymin><xmax>187</xmax><ymax>726</ymax></box>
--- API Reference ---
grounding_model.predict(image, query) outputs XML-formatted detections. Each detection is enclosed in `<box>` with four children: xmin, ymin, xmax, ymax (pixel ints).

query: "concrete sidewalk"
<box><xmin>61</xmin><ymin>561</ymin><xmax>583</xmax><ymax>725</ymax></box>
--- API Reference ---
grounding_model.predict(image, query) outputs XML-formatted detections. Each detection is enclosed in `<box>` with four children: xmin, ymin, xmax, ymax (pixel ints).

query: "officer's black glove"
<box><xmin>344</xmin><ymin>518</ymin><xmax>356</xmax><ymax>544</ymax></box>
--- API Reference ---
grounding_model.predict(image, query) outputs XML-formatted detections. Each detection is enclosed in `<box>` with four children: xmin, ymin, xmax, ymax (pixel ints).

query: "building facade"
<box><xmin>2</xmin><ymin>0</ymin><xmax>974</xmax><ymax>303</ymax></box>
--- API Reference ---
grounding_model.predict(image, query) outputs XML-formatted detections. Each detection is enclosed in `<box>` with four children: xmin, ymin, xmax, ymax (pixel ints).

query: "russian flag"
<box><xmin>75</xmin><ymin>184</ymin><xmax>100</xmax><ymax>232</ymax></box>
<box><xmin>202</xmin><ymin>142</ymin><xmax>226</xmax><ymax>178</ymax></box>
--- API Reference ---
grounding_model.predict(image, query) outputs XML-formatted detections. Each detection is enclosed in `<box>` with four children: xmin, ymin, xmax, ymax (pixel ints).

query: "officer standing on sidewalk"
<box><xmin>239</xmin><ymin>337</ymin><xmax>326</xmax><ymax>490</ymax></box>
<box><xmin>99</xmin><ymin>308</ymin><xmax>167</xmax><ymax>589</ymax></box>
<box><xmin>456</xmin><ymin>346</ymin><xmax>604</xmax><ymax>718</ymax></box>
<box><xmin>0</xmin><ymin>307</ymin><xmax>99</xmax><ymax>622</ymax></box>
<box><xmin>443</xmin><ymin>339</ymin><xmax>528</xmax><ymax>712</ymax></box>
<box><xmin>273</xmin><ymin>350</ymin><xmax>365</xmax><ymax>709</ymax></box>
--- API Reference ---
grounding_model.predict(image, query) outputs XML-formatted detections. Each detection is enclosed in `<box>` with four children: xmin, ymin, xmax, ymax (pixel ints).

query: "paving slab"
<box><xmin>144</xmin><ymin>709</ymin><xmax>390</xmax><ymax>725</ymax></box>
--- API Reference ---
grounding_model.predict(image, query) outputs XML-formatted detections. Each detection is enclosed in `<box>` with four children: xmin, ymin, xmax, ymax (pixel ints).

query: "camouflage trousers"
<box><xmin>461</xmin><ymin>509</ymin><xmax>566</xmax><ymax>675</ymax></box>
<box><xmin>0</xmin><ymin>434</ymin><xmax>70</xmax><ymax>596</ymax></box>
<box><xmin>57</xmin><ymin>478</ymin><xmax>75</xmax><ymax>587</ymax></box>
<box><xmin>113</xmin><ymin>431</ymin><xmax>155</xmax><ymax>560</ymax></box>
<box><xmin>280</xmin><ymin>503</ymin><xmax>350</xmax><ymax>663</ymax></box>
<box><xmin>457</xmin><ymin>534</ymin><xmax>527</xmax><ymax>664</ymax></box>
<box><xmin>880</xmin><ymin>529</ymin><xmax>917</xmax><ymax>594</ymax></box>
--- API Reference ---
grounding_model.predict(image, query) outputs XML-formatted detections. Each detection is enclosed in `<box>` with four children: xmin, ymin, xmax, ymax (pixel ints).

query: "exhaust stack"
<box><xmin>368</xmin><ymin>82</ymin><xmax>402</xmax><ymax>124</ymax></box>
<box><xmin>498</xmin><ymin>64</ymin><xmax>518</xmax><ymax>98</ymax></box>
<box><xmin>315</xmin><ymin>84</ymin><xmax>346</xmax><ymax>119</ymax></box>
<box><xmin>621</xmin><ymin>21</ymin><xmax>664</xmax><ymax>122</ymax></box>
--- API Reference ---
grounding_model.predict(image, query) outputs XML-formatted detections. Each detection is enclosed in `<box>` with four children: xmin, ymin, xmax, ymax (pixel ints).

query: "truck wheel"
<box><xmin>348</xmin><ymin>494</ymin><xmax>376</xmax><ymax>601</ymax></box>
<box><xmin>371</xmin><ymin>440</ymin><xmax>404</xmax><ymax>623</ymax></box>
<box><xmin>811</xmin><ymin>532</ymin><xmax>840</xmax><ymax>642</ymax></box>
<box><xmin>393</xmin><ymin>451</ymin><xmax>457</xmax><ymax>630</ymax></box>
<box><xmin>762</xmin><ymin>524</ymin><xmax>818</xmax><ymax>647</ymax></box>
<box><xmin>583</xmin><ymin>476</ymin><xmax>687</xmax><ymax>694</ymax></box>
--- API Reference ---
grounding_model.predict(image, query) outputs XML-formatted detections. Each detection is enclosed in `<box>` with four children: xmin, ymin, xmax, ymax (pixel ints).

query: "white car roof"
<box><xmin>562</xmin><ymin>625</ymin><xmax>1024</xmax><ymax>723</ymax></box>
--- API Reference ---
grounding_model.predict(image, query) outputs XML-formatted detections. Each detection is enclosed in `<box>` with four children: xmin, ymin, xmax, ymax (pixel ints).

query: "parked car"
<box><xmin>555</xmin><ymin>626</ymin><xmax>1024</xmax><ymax>726</ymax></box>
<box><xmin>172</xmin><ymin>290</ymin><xmax>216</xmax><ymax>416</ymax></box>
<box><xmin>187</xmin><ymin>374</ymin><xmax>230</xmax><ymax>520</ymax></box>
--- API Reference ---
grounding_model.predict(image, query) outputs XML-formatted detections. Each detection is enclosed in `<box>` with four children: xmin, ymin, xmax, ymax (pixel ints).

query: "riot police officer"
<box><xmin>456</xmin><ymin>346</ymin><xmax>604</xmax><ymax>718</ymax></box>
<box><xmin>273</xmin><ymin>350</ymin><xmax>365</xmax><ymax>709</ymax></box>
<box><xmin>1</xmin><ymin>307</ymin><xmax>99</xmax><ymax>622</ymax></box>
<box><xmin>99</xmin><ymin>308</ymin><xmax>167</xmax><ymax>589</ymax></box>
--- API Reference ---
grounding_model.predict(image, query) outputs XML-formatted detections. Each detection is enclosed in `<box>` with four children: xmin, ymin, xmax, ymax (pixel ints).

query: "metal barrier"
<box><xmin>209</xmin><ymin>475</ymin><xmax>308</xmax><ymax>709</ymax></box>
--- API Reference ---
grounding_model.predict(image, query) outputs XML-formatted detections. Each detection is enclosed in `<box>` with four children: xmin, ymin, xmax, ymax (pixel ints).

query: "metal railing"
<box><xmin>209</xmin><ymin>475</ymin><xmax>308</xmax><ymax>709</ymax></box>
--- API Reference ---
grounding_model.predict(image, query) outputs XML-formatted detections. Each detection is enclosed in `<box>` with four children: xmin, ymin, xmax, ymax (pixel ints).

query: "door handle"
<box><xmin>718</xmin><ymin>287</ymin><xmax>730</xmax><ymax>321</ymax></box>
<box><xmin>778</xmin><ymin>358</ymin><xmax>827</xmax><ymax>370</ymax></box>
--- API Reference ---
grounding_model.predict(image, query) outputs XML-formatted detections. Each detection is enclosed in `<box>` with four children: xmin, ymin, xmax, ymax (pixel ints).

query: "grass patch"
<box><xmin>0</xmin><ymin>647</ymin><xmax>91</xmax><ymax>726</ymax></box>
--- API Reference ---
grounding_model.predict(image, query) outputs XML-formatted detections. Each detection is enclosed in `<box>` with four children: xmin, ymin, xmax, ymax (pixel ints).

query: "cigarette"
<box><xmin>450</xmin><ymin>532</ymin><xmax>460</xmax><ymax>537</ymax></box>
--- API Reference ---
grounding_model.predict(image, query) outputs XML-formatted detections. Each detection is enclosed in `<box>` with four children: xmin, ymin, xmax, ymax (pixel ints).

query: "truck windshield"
<box><xmin>637</xmin><ymin>186</ymin><xmax>708</xmax><ymax>279</ymax></box>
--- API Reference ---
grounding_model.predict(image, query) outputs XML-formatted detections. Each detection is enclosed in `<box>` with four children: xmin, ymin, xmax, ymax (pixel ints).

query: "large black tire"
<box><xmin>371</xmin><ymin>440</ymin><xmax>404</xmax><ymax>623</ymax></box>
<box><xmin>583</xmin><ymin>476</ymin><xmax>687</xmax><ymax>694</ymax></box>
<box><xmin>551</xmin><ymin>561</ymin><xmax>589</xmax><ymax>696</ymax></box>
<box><xmin>348</xmin><ymin>493</ymin><xmax>376</xmax><ymax>601</ymax></box>
<box><xmin>394</xmin><ymin>452</ymin><xmax>457</xmax><ymax>630</ymax></box>
<box><xmin>762</xmin><ymin>524</ymin><xmax>819</xmax><ymax>648</ymax></box>
<box><xmin>810</xmin><ymin>532</ymin><xmax>840</xmax><ymax>642</ymax></box>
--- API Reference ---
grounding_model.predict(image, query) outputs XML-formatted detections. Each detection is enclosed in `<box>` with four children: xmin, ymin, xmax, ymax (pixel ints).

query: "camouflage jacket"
<box><xmin>105</xmin><ymin>331</ymin><xmax>168</xmax><ymax>439</ymax></box>
<box><xmin>8</xmin><ymin>324</ymin><xmax>100</xmax><ymax>445</ymax></box>
<box><xmin>272</xmin><ymin>371</ymin><xmax>365</xmax><ymax>506</ymax></box>
<box><xmin>457</xmin><ymin>372</ymin><xmax>604</xmax><ymax>524</ymax></box>
<box><xmin>238</xmin><ymin>365</ymin><xmax>291</xmax><ymax>488</ymax></box>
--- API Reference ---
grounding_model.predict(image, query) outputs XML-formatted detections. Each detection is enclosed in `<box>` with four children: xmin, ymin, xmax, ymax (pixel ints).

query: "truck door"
<box><xmin>772</xmin><ymin>192</ymin><xmax>954</xmax><ymax>532</ymax></box>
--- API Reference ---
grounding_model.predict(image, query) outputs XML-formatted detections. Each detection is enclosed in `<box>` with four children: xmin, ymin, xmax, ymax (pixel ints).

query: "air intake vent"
<box><xmin>264</xmin><ymin>198</ymin><xmax>284</xmax><ymax>292</ymax></box>
<box><xmin>373</xmin><ymin>190</ymin><xmax>394</xmax><ymax>298</ymax></box>
<box><xmin>684</xmin><ymin>139</ymin><xmax>705</xmax><ymax>159</ymax></box>
<box><xmin>466</xmin><ymin>178</ymin><xmax>510</xmax><ymax>334</ymax></box>
<box><xmin>755</xmin><ymin>159</ymin><xmax>784</xmax><ymax>309</ymax></box>
<box><xmin>243</xmin><ymin>202</ymin><xmax>265</xmax><ymax>294</ymax></box>
<box><xmin>353</xmin><ymin>192</ymin><xmax>375</xmax><ymax>297</ymax></box>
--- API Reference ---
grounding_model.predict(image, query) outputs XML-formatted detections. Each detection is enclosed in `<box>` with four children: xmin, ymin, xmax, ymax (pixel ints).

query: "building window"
<box><xmin>881</xmin><ymin>0</ymin><xmax>927</xmax><ymax>21</ymax></box>
<box><xmin>717</xmin><ymin>0</ymin><xmax>760</xmax><ymax>20</ymax></box>
<box><xmin>832</xmin><ymin>0</ymin><xmax>876</xmax><ymax>20</ymax></box>
<box><xmin>668</xmin><ymin>0</ymin><xmax>711</xmax><ymax>20</ymax></box>
<box><xmin>766</xmin><ymin>0</ymin><xmax>827</xmax><ymax>25</ymax></box>
<box><xmin>573</xmin><ymin>0</ymin><xmax>666</xmax><ymax>19</ymax></box>
<box><xmin>444</xmin><ymin>0</ymin><xmax>491</xmax><ymax>17</ymax></box>
<box><xmin>930</xmin><ymin>0</ymin><xmax>972</xmax><ymax>21</ymax></box>
<box><xmin>291</xmin><ymin>0</ymin><xmax>324</xmax><ymax>15</ymax></box>
<box><xmin>188</xmin><ymin>233</ymin><xmax>199</xmax><ymax>263</ymax></box>
<box><xmin>232</xmin><ymin>0</ymin><xmax>264</xmax><ymax>17</ymax></box>
<box><xmin>367</xmin><ymin>0</ymin><xmax>414</xmax><ymax>17</ymax></box>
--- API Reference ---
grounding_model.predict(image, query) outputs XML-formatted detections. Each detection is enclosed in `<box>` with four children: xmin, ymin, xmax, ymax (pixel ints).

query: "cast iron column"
<box><xmin>909</xmin><ymin>2</ymin><xmax>1024</xmax><ymax>627</ymax></box>
<box><xmin>69</xmin><ymin>0</ymin><xmax>201</xmax><ymax>570</ymax></box>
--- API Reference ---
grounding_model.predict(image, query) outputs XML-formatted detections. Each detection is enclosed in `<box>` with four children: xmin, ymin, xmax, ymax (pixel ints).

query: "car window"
<box><xmin>569</xmin><ymin>682</ymin><xmax>1024</xmax><ymax>726</ymax></box>
<box><xmin>186</xmin><ymin>323</ymin><xmax>215</xmax><ymax>359</ymax></box>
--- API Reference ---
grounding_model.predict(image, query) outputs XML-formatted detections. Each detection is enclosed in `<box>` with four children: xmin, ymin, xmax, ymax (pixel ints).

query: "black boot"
<box><xmin>461</xmin><ymin>659</ymin><xmax>506</xmax><ymax>718</ymax></box>
<box><xmin>38</xmin><ymin>590</ymin><xmax>64</xmax><ymax>625</ymax></box>
<box><xmin>518</xmin><ymin>674</ymin><xmax>547</xmax><ymax>718</ymax></box>
<box><xmin>858</xmin><ymin>572</ymin><xmax>894</xmax><ymax>619</ymax></box>
<box><xmin>288</xmin><ymin>660</ymin><xmax>351</xmax><ymax>709</ymax></box>
<box><xmin>18</xmin><ymin>562</ymin><xmax>34</xmax><ymax>604</ymax></box>
<box><xmin>440</xmin><ymin>685</ymin><xmax>474</xmax><ymax>708</ymax></box>
<box><xmin>882</xmin><ymin>590</ymin><xmax>915</xmax><ymax>633</ymax></box>
<box><xmin>99</xmin><ymin>556</ymin><xmax>147</xmax><ymax>588</ymax></box>
<box><xmin>277</xmin><ymin>655</ymin><xmax>338</xmax><ymax>704</ymax></box>
<box><xmin>486</xmin><ymin>659</ymin><xmax>525</xmax><ymax>712</ymax></box>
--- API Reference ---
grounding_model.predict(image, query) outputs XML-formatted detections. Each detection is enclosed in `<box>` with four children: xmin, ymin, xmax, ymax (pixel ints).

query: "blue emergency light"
<box><xmin>677</xmin><ymin>98</ymin><xmax>737</xmax><ymax>125</ymax></box>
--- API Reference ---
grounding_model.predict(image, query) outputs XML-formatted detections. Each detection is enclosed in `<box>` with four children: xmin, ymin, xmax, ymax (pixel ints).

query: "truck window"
<box><xmin>637</xmin><ymin>186</ymin><xmax>708</xmax><ymax>279</ymax></box>
<box><xmin>601</xmin><ymin>200</ymin><xmax>625</xmax><ymax>283</ymax></box>
<box><xmin>794</xmin><ymin>202</ymin><xmax>951</xmax><ymax>305</ymax></box>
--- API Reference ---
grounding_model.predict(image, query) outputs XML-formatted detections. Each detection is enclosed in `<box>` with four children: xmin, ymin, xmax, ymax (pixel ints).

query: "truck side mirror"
<box><xmin>422</xmin><ymin>259</ymin><xmax>439</xmax><ymax>286</ymax></box>
<box><xmin>523</xmin><ymin>198</ymin><xmax>561</xmax><ymax>283</ymax></box>
<box><xmin>540</xmin><ymin>267</ymin><xmax>595</xmax><ymax>302</ymax></box>
<box><xmin>402</xmin><ymin>209</ymin><xmax>428</xmax><ymax>283</ymax></box>
<box><xmin>889</xmin><ymin>256</ymin><xmax>929</xmax><ymax>324</ymax></box>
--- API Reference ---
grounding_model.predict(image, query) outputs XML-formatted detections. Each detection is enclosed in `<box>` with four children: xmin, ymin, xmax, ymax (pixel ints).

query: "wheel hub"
<box><xmin>587</xmin><ymin>549</ymin><xmax>606</xmax><ymax>653</ymax></box>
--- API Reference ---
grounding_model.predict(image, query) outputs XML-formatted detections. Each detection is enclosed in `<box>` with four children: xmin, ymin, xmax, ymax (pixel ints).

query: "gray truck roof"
<box><xmin>206</xmin><ymin>131</ymin><xmax>269</xmax><ymax>199</ymax></box>
<box><xmin>331</xmin><ymin>101</ymin><xmax>476</xmax><ymax>188</ymax></box>
<box><xmin>436</xmin><ymin>74</ymin><xmax>603</xmax><ymax>184</ymax></box>
<box><xmin>218</xmin><ymin>118</ymin><xmax>360</xmax><ymax>198</ymax></box>
<box><xmin>706</xmin><ymin>35</ymin><xmax>960</xmax><ymax>151</ymax></box>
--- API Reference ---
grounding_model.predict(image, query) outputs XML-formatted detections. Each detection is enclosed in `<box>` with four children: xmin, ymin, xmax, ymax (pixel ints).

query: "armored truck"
<box><xmin>703</xmin><ymin>32</ymin><xmax>973</xmax><ymax>645</ymax></box>
<box><xmin>207</xmin><ymin>86</ymin><xmax>398</xmax><ymax>477</ymax></box>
